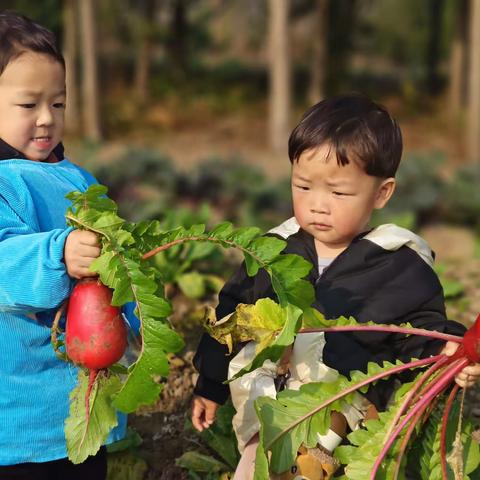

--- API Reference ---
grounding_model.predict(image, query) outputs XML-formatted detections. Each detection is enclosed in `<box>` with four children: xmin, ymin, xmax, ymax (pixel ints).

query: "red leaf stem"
<box><xmin>370</xmin><ymin>358</ymin><xmax>469</xmax><ymax>480</ymax></box>
<box><xmin>299</xmin><ymin>325</ymin><xmax>463</xmax><ymax>344</ymax></box>
<box><xmin>266</xmin><ymin>355</ymin><xmax>444</xmax><ymax>450</ymax></box>
<box><xmin>79</xmin><ymin>369</ymin><xmax>99</xmax><ymax>449</ymax></box>
<box><xmin>141</xmin><ymin>237</ymin><xmax>205</xmax><ymax>260</ymax></box>
<box><xmin>385</xmin><ymin>354</ymin><xmax>453</xmax><ymax>441</ymax></box>
<box><xmin>392</xmin><ymin>397</ymin><xmax>430</xmax><ymax>480</ymax></box>
<box><xmin>440</xmin><ymin>384</ymin><xmax>460</xmax><ymax>480</ymax></box>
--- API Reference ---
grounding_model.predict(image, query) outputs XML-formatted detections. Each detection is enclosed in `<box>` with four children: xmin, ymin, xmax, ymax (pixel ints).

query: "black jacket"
<box><xmin>0</xmin><ymin>138</ymin><xmax>64</xmax><ymax>161</ymax></box>
<box><xmin>193</xmin><ymin>221</ymin><xmax>466</xmax><ymax>410</ymax></box>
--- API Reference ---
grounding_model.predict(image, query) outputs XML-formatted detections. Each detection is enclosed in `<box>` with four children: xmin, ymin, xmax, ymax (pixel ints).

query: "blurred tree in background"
<box><xmin>2</xmin><ymin>0</ymin><xmax>480</xmax><ymax>227</ymax></box>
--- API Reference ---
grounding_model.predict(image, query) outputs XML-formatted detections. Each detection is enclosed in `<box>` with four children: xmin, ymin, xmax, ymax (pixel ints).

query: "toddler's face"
<box><xmin>291</xmin><ymin>144</ymin><xmax>395</xmax><ymax>258</ymax></box>
<box><xmin>0</xmin><ymin>51</ymin><xmax>65</xmax><ymax>161</ymax></box>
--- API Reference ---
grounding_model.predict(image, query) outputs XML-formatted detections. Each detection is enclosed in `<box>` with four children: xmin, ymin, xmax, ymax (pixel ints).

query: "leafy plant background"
<box><xmin>66</xmin><ymin>148</ymin><xmax>480</xmax><ymax>480</ymax></box>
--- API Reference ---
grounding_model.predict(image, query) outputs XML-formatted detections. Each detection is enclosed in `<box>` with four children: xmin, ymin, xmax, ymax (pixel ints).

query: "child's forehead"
<box><xmin>300</xmin><ymin>144</ymin><xmax>336</xmax><ymax>162</ymax></box>
<box><xmin>292</xmin><ymin>145</ymin><xmax>368</xmax><ymax>178</ymax></box>
<box><xmin>0</xmin><ymin>51</ymin><xmax>65</xmax><ymax>89</ymax></box>
<box><xmin>1</xmin><ymin>51</ymin><xmax>64</xmax><ymax>75</ymax></box>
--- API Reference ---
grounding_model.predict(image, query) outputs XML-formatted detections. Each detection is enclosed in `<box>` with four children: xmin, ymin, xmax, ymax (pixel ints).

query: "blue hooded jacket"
<box><xmin>0</xmin><ymin>142</ymin><xmax>127</xmax><ymax>464</ymax></box>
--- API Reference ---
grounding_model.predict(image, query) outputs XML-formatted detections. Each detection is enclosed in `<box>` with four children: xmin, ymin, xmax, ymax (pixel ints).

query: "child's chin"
<box><xmin>26</xmin><ymin>151</ymin><xmax>53</xmax><ymax>162</ymax></box>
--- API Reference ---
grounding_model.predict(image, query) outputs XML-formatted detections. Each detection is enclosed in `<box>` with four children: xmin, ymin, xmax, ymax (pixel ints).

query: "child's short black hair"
<box><xmin>288</xmin><ymin>93</ymin><xmax>403</xmax><ymax>178</ymax></box>
<box><xmin>0</xmin><ymin>11</ymin><xmax>65</xmax><ymax>76</ymax></box>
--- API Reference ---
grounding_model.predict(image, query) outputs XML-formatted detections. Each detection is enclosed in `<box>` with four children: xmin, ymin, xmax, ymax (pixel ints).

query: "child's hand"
<box><xmin>191</xmin><ymin>395</ymin><xmax>219</xmax><ymax>432</ymax></box>
<box><xmin>443</xmin><ymin>340</ymin><xmax>480</xmax><ymax>388</ymax></box>
<box><xmin>64</xmin><ymin>230</ymin><xmax>101</xmax><ymax>279</ymax></box>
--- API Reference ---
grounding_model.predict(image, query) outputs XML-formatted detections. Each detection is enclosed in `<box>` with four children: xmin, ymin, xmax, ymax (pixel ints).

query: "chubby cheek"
<box><xmin>292</xmin><ymin>195</ymin><xmax>308</xmax><ymax>227</ymax></box>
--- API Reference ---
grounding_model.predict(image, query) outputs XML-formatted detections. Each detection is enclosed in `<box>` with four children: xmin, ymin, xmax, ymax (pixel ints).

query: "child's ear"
<box><xmin>374</xmin><ymin>177</ymin><xmax>396</xmax><ymax>209</ymax></box>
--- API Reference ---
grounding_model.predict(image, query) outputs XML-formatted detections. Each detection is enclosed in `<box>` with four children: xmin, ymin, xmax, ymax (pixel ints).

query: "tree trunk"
<box><xmin>426</xmin><ymin>0</ymin><xmax>445</xmax><ymax>95</ymax></box>
<box><xmin>325</xmin><ymin>0</ymin><xmax>355</xmax><ymax>94</ymax></box>
<box><xmin>63</xmin><ymin>0</ymin><xmax>80</xmax><ymax>133</ymax></box>
<box><xmin>448</xmin><ymin>0</ymin><xmax>468</xmax><ymax>118</ymax></box>
<box><xmin>268</xmin><ymin>0</ymin><xmax>291</xmax><ymax>153</ymax></box>
<box><xmin>308</xmin><ymin>0</ymin><xmax>328</xmax><ymax>105</ymax></box>
<box><xmin>467</xmin><ymin>0</ymin><xmax>480</xmax><ymax>163</ymax></box>
<box><xmin>79</xmin><ymin>0</ymin><xmax>101</xmax><ymax>141</ymax></box>
<box><xmin>134</xmin><ymin>0</ymin><xmax>157</xmax><ymax>105</ymax></box>
<box><xmin>168</xmin><ymin>0</ymin><xmax>187</xmax><ymax>78</ymax></box>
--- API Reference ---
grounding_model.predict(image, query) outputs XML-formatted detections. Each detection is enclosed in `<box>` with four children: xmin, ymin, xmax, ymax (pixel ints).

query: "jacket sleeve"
<box><xmin>0</xmin><ymin>195</ymin><xmax>73</xmax><ymax>313</ymax></box>
<box><xmin>193</xmin><ymin>263</ymin><xmax>275</xmax><ymax>404</ymax></box>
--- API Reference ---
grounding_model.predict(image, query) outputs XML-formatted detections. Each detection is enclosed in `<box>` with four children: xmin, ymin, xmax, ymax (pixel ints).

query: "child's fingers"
<box><xmin>78</xmin><ymin>230</ymin><xmax>100</xmax><ymax>246</ymax></box>
<box><xmin>461</xmin><ymin>364</ymin><xmax>480</xmax><ymax>377</ymax></box>
<box><xmin>455</xmin><ymin>370</ymin><xmax>478</xmax><ymax>388</ymax></box>
<box><xmin>204</xmin><ymin>402</ymin><xmax>217</xmax><ymax>427</ymax></box>
<box><xmin>191</xmin><ymin>400</ymin><xmax>206</xmax><ymax>432</ymax></box>
<box><xmin>78</xmin><ymin>245</ymin><xmax>101</xmax><ymax>259</ymax></box>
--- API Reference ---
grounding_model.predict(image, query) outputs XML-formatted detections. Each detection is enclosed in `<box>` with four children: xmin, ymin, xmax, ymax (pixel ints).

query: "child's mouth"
<box><xmin>312</xmin><ymin>223</ymin><xmax>331</xmax><ymax>231</ymax></box>
<box><xmin>32</xmin><ymin>137</ymin><xmax>52</xmax><ymax>148</ymax></box>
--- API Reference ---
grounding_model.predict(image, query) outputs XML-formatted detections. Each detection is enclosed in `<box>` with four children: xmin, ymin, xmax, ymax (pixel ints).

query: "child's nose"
<box><xmin>310</xmin><ymin>194</ymin><xmax>329</xmax><ymax>213</ymax></box>
<box><xmin>36</xmin><ymin>106</ymin><xmax>54</xmax><ymax>126</ymax></box>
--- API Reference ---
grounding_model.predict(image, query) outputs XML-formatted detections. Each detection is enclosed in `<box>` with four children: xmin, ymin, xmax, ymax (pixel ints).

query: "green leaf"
<box><xmin>107</xmin><ymin>427</ymin><xmax>143</xmax><ymax>453</ymax></box>
<box><xmin>65</xmin><ymin>185</ymin><xmax>320</xmax><ymax>455</ymax></box>
<box><xmin>66</xmin><ymin>370</ymin><xmax>122</xmax><ymax>464</ymax></box>
<box><xmin>106</xmin><ymin>451</ymin><xmax>148</xmax><ymax>480</ymax></box>
<box><xmin>254</xmin><ymin>426</ymin><xmax>270</xmax><ymax>480</ymax></box>
<box><xmin>113</xmin><ymin>321</ymin><xmax>184</xmax><ymax>412</ymax></box>
<box><xmin>255</xmin><ymin>360</ymin><xmax>431</xmax><ymax>476</ymax></box>
<box><xmin>177</xmin><ymin>272</ymin><xmax>207</xmax><ymax>299</ymax></box>
<box><xmin>176</xmin><ymin>451</ymin><xmax>229</xmax><ymax>473</ymax></box>
<box><xmin>407</xmin><ymin>396</ymin><xmax>480</xmax><ymax>480</ymax></box>
<box><xmin>268</xmin><ymin>253</ymin><xmax>314</xmax><ymax>308</ymax></box>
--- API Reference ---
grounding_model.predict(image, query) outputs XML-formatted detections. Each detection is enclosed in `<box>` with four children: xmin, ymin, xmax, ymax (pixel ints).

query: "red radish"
<box><xmin>65</xmin><ymin>278</ymin><xmax>127</xmax><ymax>436</ymax></box>
<box><xmin>66</xmin><ymin>278</ymin><xmax>127</xmax><ymax>370</ymax></box>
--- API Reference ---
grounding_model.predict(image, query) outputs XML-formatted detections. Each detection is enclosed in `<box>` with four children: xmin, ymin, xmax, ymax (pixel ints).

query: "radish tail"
<box><xmin>79</xmin><ymin>369</ymin><xmax>99</xmax><ymax>449</ymax></box>
<box><xmin>440</xmin><ymin>384</ymin><xmax>460</xmax><ymax>479</ymax></box>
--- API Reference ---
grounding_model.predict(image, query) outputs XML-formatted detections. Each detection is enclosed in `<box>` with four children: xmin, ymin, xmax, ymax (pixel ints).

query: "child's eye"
<box><xmin>295</xmin><ymin>185</ymin><xmax>310</xmax><ymax>191</ymax></box>
<box><xmin>53</xmin><ymin>102</ymin><xmax>65</xmax><ymax>109</ymax></box>
<box><xmin>17</xmin><ymin>103</ymin><xmax>36</xmax><ymax>109</ymax></box>
<box><xmin>333</xmin><ymin>191</ymin><xmax>350</xmax><ymax>196</ymax></box>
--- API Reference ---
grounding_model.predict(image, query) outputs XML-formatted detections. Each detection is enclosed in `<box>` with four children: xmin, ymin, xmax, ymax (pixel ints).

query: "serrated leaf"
<box><xmin>65</xmin><ymin>185</ymin><xmax>322</xmax><ymax>460</ymax></box>
<box><xmin>113</xmin><ymin>320</ymin><xmax>184</xmax><ymax>412</ymax></box>
<box><xmin>208</xmin><ymin>222</ymin><xmax>234</xmax><ymax>239</ymax></box>
<box><xmin>256</xmin><ymin>360</ymin><xmax>432</xmax><ymax>476</ymax></box>
<box><xmin>247</xmin><ymin>236</ymin><xmax>286</xmax><ymax>263</ymax></box>
<box><xmin>65</xmin><ymin>370</ymin><xmax>122</xmax><ymax>464</ymax></box>
<box><xmin>407</xmin><ymin>397</ymin><xmax>480</xmax><ymax>480</ymax></box>
<box><xmin>226</xmin><ymin>226</ymin><xmax>262</xmax><ymax>246</ymax></box>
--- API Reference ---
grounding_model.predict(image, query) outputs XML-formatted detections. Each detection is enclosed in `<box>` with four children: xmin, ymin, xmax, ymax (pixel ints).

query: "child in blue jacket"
<box><xmin>0</xmin><ymin>11</ymin><xmax>124</xmax><ymax>479</ymax></box>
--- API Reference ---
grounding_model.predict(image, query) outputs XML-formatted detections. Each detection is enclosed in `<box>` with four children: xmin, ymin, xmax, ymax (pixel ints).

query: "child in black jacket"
<box><xmin>191</xmin><ymin>94</ymin><xmax>479</xmax><ymax>478</ymax></box>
